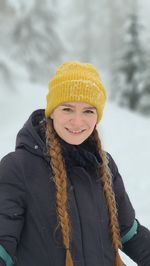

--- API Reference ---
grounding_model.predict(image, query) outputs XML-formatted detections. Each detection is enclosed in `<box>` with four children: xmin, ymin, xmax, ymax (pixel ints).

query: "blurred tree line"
<box><xmin>0</xmin><ymin>0</ymin><xmax>150</xmax><ymax>116</ymax></box>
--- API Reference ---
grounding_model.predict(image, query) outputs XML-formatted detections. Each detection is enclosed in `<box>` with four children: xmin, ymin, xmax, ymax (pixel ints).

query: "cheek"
<box><xmin>88</xmin><ymin>118</ymin><xmax>97</xmax><ymax>129</ymax></box>
<box><xmin>53</xmin><ymin>116</ymin><xmax>67</xmax><ymax>128</ymax></box>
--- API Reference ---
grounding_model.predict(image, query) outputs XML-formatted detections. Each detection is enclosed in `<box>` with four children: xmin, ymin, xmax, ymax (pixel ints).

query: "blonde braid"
<box><xmin>46</xmin><ymin>118</ymin><xmax>73</xmax><ymax>266</ymax></box>
<box><xmin>91</xmin><ymin>128</ymin><xmax>124</xmax><ymax>266</ymax></box>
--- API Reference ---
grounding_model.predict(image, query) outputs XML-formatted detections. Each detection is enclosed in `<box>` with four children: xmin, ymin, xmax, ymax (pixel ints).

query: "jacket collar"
<box><xmin>59</xmin><ymin>138</ymin><xmax>102</xmax><ymax>171</ymax></box>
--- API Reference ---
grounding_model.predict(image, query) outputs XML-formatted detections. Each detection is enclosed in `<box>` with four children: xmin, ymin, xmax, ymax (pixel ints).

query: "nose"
<box><xmin>70</xmin><ymin>112</ymin><xmax>83</xmax><ymax>126</ymax></box>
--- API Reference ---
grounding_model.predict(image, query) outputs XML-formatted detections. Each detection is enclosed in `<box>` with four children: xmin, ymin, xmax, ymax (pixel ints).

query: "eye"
<box><xmin>84</xmin><ymin>109</ymin><xmax>95</xmax><ymax>114</ymax></box>
<box><xmin>62</xmin><ymin>107</ymin><xmax>73</xmax><ymax>112</ymax></box>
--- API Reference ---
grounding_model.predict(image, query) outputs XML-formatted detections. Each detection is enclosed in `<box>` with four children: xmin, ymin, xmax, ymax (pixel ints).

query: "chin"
<box><xmin>63</xmin><ymin>138</ymin><xmax>85</xmax><ymax>145</ymax></box>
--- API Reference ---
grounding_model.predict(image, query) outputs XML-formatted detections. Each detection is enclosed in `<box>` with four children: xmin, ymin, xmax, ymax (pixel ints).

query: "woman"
<box><xmin>0</xmin><ymin>61</ymin><xmax>150</xmax><ymax>266</ymax></box>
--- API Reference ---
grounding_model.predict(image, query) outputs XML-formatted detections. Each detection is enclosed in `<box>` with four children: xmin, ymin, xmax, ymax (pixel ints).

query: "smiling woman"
<box><xmin>0</xmin><ymin>61</ymin><xmax>150</xmax><ymax>266</ymax></box>
<box><xmin>50</xmin><ymin>102</ymin><xmax>97</xmax><ymax>145</ymax></box>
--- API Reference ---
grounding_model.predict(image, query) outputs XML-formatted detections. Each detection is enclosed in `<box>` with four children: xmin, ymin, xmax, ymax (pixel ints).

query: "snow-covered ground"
<box><xmin>0</xmin><ymin>80</ymin><xmax>150</xmax><ymax>265</ymax></box>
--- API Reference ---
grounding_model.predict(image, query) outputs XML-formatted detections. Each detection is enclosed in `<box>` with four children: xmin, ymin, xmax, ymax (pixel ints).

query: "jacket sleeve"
<box><xmin>122</xmin><ymin>220</ymin><xmax>150</xmax><ymax>266</ymax></box>
<box><xmin>0</xmin><ymin>152</ymin><xmax>26</xmax><ymax>264</ymax></box>
<box><xmin>107</xmin><ymin>153</ymin><xmax>150</xmax><ymax>265</ymax></box>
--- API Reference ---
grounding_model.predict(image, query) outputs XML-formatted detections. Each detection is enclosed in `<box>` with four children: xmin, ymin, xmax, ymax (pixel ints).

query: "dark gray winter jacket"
<box><xmin>0</xmin><ymin>110</ymin><xmax>150</xmax><ymax>266</ymax></box>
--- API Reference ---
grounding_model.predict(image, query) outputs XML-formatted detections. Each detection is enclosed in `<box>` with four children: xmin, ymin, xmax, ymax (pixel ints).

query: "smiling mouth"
<box><xmin>65</xmin><ymin>128</ymin><xmax>85</xmax><ymax>134</ymax></box>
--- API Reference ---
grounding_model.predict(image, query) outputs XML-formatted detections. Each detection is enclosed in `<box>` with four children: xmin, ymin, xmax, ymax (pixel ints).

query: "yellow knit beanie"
<box><xmin>45</xmin><ymin>61</ymin><xmax>107</xmax><ymax>122</ymax></box>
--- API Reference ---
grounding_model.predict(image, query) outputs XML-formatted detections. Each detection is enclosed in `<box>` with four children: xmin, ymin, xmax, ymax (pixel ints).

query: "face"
<box><xmin>50</xmin><ymin>102</ymin><xmax>98</xmax><ymax>145</ymax></box>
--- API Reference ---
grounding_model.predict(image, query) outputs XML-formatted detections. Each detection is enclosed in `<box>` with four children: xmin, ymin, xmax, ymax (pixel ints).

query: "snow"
<box><xmin>0</xmin><ymin>79</ymin><xmax>150</xmax><ymax>265</ymax></box>
<box><xmin>0</xmin><ymin>54</ymin><xmax>29</xmax><ymax>92</ymax></box>
<box><xmin>7</xmin><ymin>0</ymin><xmax>35</xmax><ymax>14</ymax></box>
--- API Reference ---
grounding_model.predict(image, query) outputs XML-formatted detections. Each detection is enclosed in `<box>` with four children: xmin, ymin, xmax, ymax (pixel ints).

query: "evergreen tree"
<box><xmin>61</xmin><ymin>0</ymin><xmax>107</xmax><ymax>67</ymax></box>
<box><xmin>12</xmin><ymin>0</ymin><xmax>65</xmax><ymax>83</ymax></box>
<box><xmin>0</xmin><ymin>0</ymin><xmax>21</xmax><ymax>90</ymax></box>
<box><xmin>112</xmin><ymin>11</ymin><xmax>150</xmax><ymax>115</ymax></box>
<box><xmin>138</xmin><ymin>55</ymin><xmax>150</xmax><ymax>115</ymax></box>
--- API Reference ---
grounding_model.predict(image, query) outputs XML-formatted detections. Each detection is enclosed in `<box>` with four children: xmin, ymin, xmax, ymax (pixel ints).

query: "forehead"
<box><xmin>60</xmin><ymin>102</ymin><xmax>96</xmax><ymax>109</ymax></box>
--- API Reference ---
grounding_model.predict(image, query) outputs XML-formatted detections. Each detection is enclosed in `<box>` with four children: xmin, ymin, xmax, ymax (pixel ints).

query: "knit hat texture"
<box><xmin>45</xmin><ymin>61</ymin><xmax>107</xmax><ymax>122</ymax></box>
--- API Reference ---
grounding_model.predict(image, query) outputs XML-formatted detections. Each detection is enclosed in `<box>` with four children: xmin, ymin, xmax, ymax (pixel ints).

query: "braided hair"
<box><xmin>46</xmin><ymin>118</ymin><xmax>124</xmax><ymax>266</ymax></box>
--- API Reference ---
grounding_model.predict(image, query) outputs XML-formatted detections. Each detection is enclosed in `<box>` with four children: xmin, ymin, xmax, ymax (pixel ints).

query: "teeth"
<box><xmin>67</xmin><ymin>129</ymin><xmax>84</xmax><ymax>134</ymax></box>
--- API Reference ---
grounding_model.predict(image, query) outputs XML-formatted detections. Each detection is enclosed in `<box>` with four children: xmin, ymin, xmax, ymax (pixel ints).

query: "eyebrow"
<box><xmin>60</xmin><ymin>103</ymin><xmax>96</xmax><ymax>110</ymax></box>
